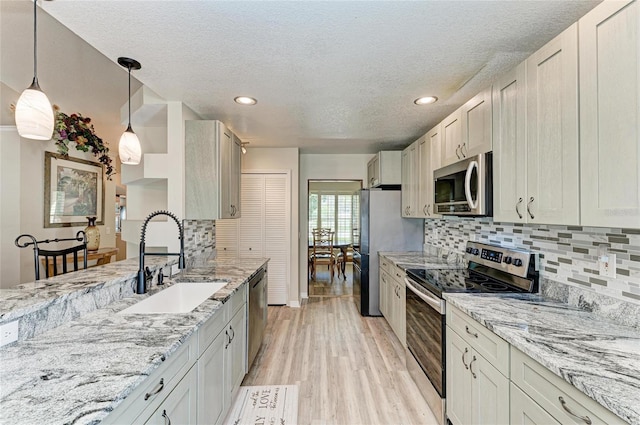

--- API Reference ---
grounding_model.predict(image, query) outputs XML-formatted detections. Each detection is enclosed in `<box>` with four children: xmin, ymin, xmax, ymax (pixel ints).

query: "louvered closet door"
<box><xmin>263</xmin><ymin>175</ymin><xmax>289</xmax><ymax>305</ymax></box>
<box><xmin>215</xmin><ymin>219</ymin><xmax>238</xmax><ymax>259</ymax></box>
<box><xmin>238</xmin><ymin>175</ymin><xmax>265</xmax><ymax>259</ymax></box>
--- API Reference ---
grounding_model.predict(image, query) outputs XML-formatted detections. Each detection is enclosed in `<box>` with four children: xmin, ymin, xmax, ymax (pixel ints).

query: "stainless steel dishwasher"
<box><xmin>248</xmin><ymin>267</ymin><xmax>267</xmax><ymax>368</ymax></box>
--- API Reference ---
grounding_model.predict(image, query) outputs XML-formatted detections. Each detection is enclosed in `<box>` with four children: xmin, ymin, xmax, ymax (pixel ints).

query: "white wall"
<box><xmin>242</xmin><ymin>147</ymin><xmax>300</xmax><ymax>305</ymax></box>
<box><xmin>299</xmin><ymin>153</ymin><xmax>372</xmax><ymax>298</ymax></box>
<box><xmin>0</xmin><ymin>2</ymin><xmax>140</xmax><ymax>286</ymax></box>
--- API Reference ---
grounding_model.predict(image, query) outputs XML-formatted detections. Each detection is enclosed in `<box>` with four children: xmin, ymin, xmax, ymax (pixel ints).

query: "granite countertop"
<box><xmin>378</xmin><ymin>250</ymin><xmax>466</xmax><ymax>270</ymax></box>
<box><xmin>444</xmin><ymin>293</ymin><xmax>640</xmax><ymax>424</ymax></box>
<box><xmin>0</xmin><ymin>256</ymin><xmax>268</xmax><ymax>425</ymax></box>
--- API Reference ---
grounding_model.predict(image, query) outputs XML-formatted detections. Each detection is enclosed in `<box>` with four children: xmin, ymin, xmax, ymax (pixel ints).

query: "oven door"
<box><xmin>405</xmin><ymin>277</ymin><xmax>446</xmax><ymax>398</ymax></box>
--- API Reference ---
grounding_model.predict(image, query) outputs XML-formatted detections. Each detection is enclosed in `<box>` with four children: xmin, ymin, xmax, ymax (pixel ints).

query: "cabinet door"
<box><xmin>228</xmin><ymin>305</ymin><xmax>247</xmax><ymax>396</ymax></box>
<box><xmin>471</xmin><ymin>353</ymin><xmax>509</xmax><ymax>425</ymax></box>
<box><xmin>379</xmin><ymin>268</ymin><xmax>390</xmax><ymax>318</ymax></box>
<box><xmin>219</xmin><ymin>124</ymin><xmax>234</xmax><ymax>219</ymax></box>
<box><xmin>395</xmin><ymin>278</ymin><xmax>406</xmax><ymax>347</ymax></box>
<box><xmin>461</xmin><ymin>86</ymin><xmax>492</xmax><ymax>158</ymax></box>
<box><xmin>441</xmin><ymin>109</ymin><xmax>463</xmax><ymax>167</ymax></box>
<box><xmin>230</xmin><ymin>134</ymin><xmax>242</xmax><ymax>218</ymax></box>
<box><xmin>419</xmin><ymin>126</ymin><xmax>440</xmax><ymax>218</ymax></box>
<box><xmin>264</xmin><ymin>175</ymin><xmax>290</xmax><ymax>305</ymax></box>
<box><xmin>145</xmin><ymin>366</ymin><xmax>197</xmax><ymax>425</ymax></box>
<box><xmin>492</xmin><ymin>62</ymin><xmax>527</xmax><ymax>223</ymax></box>
<box><xmin>580</xmin><ymin>0</ymin><xmax>640</xmax><ymax>228</ymax></box>
<box><xmin>510</xmin><ymin>383</ymin><xmax>560</xmax><ymax>425</ymax></box>
<box><xmin>367</xmin><ymin>157</ymin><xmax>376</xmax><ymax>188</ymax></box>
<box><xmin>197</xmin><ymin>330</ymin><xmax>227</xmax><ymax>425</ymax></box>
<box><xmin>446</xmin><ymin>328</ymin><xmax>472</xmax><ymax>425</ymax></box>
<box><xmin>402</xmin><ymin>142</ymin><xmax>419</xmax><ymax>217</ymax></box>
<box><xmin>526</xmin><ymin>23</ymin><xmax>579</xmax><ymax>225</ymax></box>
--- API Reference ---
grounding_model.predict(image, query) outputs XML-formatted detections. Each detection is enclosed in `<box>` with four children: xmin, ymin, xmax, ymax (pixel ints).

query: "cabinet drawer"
<box><xmin>446</xmin><ymin>304</ymin><xmax>509</xmax><ymax>377</ymax></box>
<box><xmin>229</xmin><ymin>282</ymin><xmax>247</xmax><ymax>317</ymax></box>
<box><xmin>511</xmin><ymin>348</ymin><xmax>623</xmax><ymax>425</ymax></box>
<box><xmin>390</xmin><ymin>264</ymin><xmax>405</xmax><ymax>283</ymax></box>
<box><xmin>103</xmin><ymin>335</ymin><xmax>198</xmax><ymax>425</ymax></box>
<box><xmin>379</xmin><ymin>256</ymin><xmax>393</xmax><ymax>276</ymax></box>
<box><xmin>199</xmin><ymin>303</ymin><xmax>228</xmax><ymax>356</ymax></box>
<box><xmin>510</xmin><ymin>382</ymin><xmax>560</xmax><ymax>425</ymax></box>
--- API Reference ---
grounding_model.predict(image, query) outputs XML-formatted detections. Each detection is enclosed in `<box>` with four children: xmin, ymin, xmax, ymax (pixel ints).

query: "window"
<box><xmin>309</xmin><ymin>190</ymin><xmax>358</xmax><ymax>245</ymax></box>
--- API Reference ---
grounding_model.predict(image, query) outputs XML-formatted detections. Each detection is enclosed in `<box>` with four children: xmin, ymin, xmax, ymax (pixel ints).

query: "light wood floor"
<box><xmin>242</xmin><ymin>295</ymin><xmax>439</xmax><ymax>425</ymax></box>
<box><xmin>308</xmin><ymin>264</ymin><xmax>354</xmax><ymax>297</ymax></box>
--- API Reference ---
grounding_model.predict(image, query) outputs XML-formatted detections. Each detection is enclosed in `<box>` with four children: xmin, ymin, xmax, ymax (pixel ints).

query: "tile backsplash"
<box><xmin>183</xmin><ymin>219</ymin><xmax>216</xmax><ymax>257</ymax></box>
<box><xmin>424</xmin><ymin>217</ymin><xmax>640</xmax><ymax>305</ymax></box>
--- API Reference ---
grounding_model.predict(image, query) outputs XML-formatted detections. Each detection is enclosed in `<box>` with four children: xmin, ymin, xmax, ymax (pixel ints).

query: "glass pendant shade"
<box><xmin>119</xmin><ymin>125</ymin><xmax>142</xmax><ymax>165</ymax></box>
<box><xmin>15</xmin><ymin>81</ymin><xmax>54</xmax><ymax>140</ymax></box>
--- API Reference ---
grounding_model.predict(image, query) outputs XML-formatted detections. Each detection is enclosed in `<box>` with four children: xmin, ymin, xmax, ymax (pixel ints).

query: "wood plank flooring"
<box><xmin>242</xmin><ymin>295</ymin><xmax>438</xmax><ymax>425</ymax></box>
<box><xmin>308</xmin><ymin>265</ymin><xmax>353</xmax><ymax>297</ymax></box>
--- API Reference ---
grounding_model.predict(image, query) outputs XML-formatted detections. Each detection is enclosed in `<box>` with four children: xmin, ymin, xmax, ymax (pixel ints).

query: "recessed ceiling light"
<box><xmin>234</xmin><ymin>96</ymin><xmax>257</xmax><ymax>105</ymax></box>
<box><xmin>414</xmin><ymin>96</ymin><xmax>438</xmax><ymax>105</ymax></box>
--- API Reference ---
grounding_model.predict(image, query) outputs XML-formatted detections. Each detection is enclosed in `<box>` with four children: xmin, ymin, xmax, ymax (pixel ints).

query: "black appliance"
<box><xmin>404</xmin><ymin>241</ymin><xmax>538</xmax><ymax>424</ymax></box>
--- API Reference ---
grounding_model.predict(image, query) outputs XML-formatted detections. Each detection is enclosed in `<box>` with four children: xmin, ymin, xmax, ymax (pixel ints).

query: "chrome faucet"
<box><xmin>137</xmin><ymin>210</ymin><xmax>186</xmax><ymax>294</ymax></box>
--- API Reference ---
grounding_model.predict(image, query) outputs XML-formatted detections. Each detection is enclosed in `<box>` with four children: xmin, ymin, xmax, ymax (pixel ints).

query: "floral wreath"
<box><xmin>53</xmin><ymin>105</ymin><xmax>115</xmax><ymax>180</ymax></box>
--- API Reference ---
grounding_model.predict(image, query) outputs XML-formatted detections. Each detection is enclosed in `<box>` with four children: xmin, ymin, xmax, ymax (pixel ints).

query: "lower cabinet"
<box><xmin>379</xmin><ymin>259</ymin><xmax>406</xmax><ymax>347</ymax></box>
<box><xmin>446</xmin><ymin>327</ymin><xmax>509</xmax><ymax>425</ymax></box>
<box><xmin>145</xmin><ymin>366</ymin><xmax>198</xmax><ymax>424</ymax></box>
<box><xmin>510</xmin><ymin>383</ymin><xmax>560</xmax><ymax>425</ymax></box>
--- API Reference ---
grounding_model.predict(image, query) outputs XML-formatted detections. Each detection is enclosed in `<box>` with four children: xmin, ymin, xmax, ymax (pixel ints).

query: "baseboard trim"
<box><xmin>289</xmin><ymin>300</ymin><xmax>301</xmax><ymax>308</ymax></box>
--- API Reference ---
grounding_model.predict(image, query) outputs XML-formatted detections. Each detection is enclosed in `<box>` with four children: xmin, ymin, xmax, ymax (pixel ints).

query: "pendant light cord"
<box><xmin>128</xmin><ymin>65</ymin><xmax>132</xmax><ymax>127</ymax></box>
<box><xmin>33</xmin><ymin>0</ymin><xmax>38</xmax><ymax>82</ymax></box>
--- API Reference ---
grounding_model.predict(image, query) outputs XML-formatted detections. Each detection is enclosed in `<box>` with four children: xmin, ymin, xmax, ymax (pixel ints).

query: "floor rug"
<box><xmin>224</xmin><ymin>385</ymin><xmax>299</xmax><ymax>425</ymax></box>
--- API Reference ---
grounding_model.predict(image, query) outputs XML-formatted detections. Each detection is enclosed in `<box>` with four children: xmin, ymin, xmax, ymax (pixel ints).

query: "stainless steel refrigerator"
<box><xmin>352</xmin><ymin>189</ymin><xmax>424</xmax><ymax>316</ymax></box>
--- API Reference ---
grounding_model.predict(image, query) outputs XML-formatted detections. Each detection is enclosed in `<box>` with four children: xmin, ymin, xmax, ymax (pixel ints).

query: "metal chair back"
<box><xmin>15</xmin><ymin>231</ymin><xmax>88</xmax><ymax>280</ymax></box>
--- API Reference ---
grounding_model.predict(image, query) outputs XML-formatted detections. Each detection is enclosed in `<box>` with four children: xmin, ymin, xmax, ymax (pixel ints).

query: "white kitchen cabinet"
<box><xmin>185</xmin><ymin>120</ymin><xmax>242</xmax><ymax>220</ymax></box>
<box><xmin>227</xmin><ymin>304</ymin><xmax>247</xmax><ymax>397</ymax></box>
<box><xmin>492</xmin><ymin>62</ymin><xmax>528</xmax><ymax>223</ymax></box>
<box><xmin>145</xmin><ymin>366</ymin><xmax>198</xmax><ymax>425</ymax></box>
<box><xmin>401</xmin><ymin>141</ymin><xmax>419</xmax><ymax>218</ymax></box>
<box><xmin>441</xmin><ymin>109</ymin><xmax>463</xmax><ymax>167</ymax></box>
<box><xmin>379</xmin><ymin>268</ymin><xmax>391</xmax><ymax>318</ymax></box>
<box><xmin>510</xmin><ymin>383</ymin><xmax>560</xmax><ymax>425</ymax></box>
<box><xmin>216</xmin><ymin>173</ymin><xmax>290</xmax><ymax>305</ymax></box>
<box><xmin>526</xmin><ymin>23</ymin><xmax>580</xmax><ymax>225</ymax></box>
<box><xmin>378</xmin><ymin>258</ymin><xmax>406</xmax><ymax>346</ymax></box>
<box><xmin>579</xmin><ymin>0</ymin><xmax>640</xmax><ymax>228</ymax></box>
<box><xmin>446</xmin><ymin>304</ymin><xmax>510</xmax><ymax>425</ymax></box>
<box><xmin>418</xmin><ymin>124</ymin><xmax>441</xmax><ymax>218</ymax></box>
<box><xmin>461</xmin><ymin>86</ymin><xmax>493</xmax><ymax>158</ymax></box>
<box><xmin>367</xmin><ymin>151</ymin><xmax>401</xmax><ymax>188</ymax></box>
<box><xmin>198</xmin><ymin>327</ymin><xmax>226</xmax><ymax>424</ymax></box>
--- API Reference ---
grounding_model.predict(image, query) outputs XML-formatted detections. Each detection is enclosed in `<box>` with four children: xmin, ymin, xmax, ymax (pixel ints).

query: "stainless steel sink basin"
<box><xmin>120</xmin><ymin>281</ymin><xmax>228</xmax><ymax>314</ymax></box>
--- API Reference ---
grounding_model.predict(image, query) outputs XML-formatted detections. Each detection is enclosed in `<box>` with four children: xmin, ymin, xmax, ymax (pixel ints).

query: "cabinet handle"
<box><xmin>427</xmin><ymin>204</ymin><xmax>431</xmax><ymax>216</ymax></box>
<box><xmin>469</xmin><ymin>355</ymin><xmax>477</xmax><ymax>379</ymax></box>
<box><xmin>527</xmin><ymin>196</ymin><xmax>535</xmax><ymax>219</ymax></box>
<box><xmin>144</xmin><ymin>378</ymin><xmax>165</xmax><ymax>400</ymax></box>
<box><xmin>423</xmin><ymin>205</ymin><xmax>428</xmax><ymax>215</ymax></box>
<box><xmin>558</xmin><ymin>396</ymin><xmax>592</xmax><ymax>424</ymax></box>
<box><xmin>225</xmin><ymin>330</ymin><xmax>231</xmax><ymax>349</ymax></box>
<box><xmin>461</xmin><ymin>143</ymin><xmax>467</xmax><ymax>157</ymax></box>
<box><xmin>515</xmin><ymin>197</ymin><xmax>523</xmax><ymax>219</ymax></box>
<box><xmin>162</xmin><ymin>409</ymin><xmax>172</xmax><ymax>425</ymax></box>
<box><xmin>465</xmin><ymin>325</ymin><xmax>478</xmax><ymax>338</ymax></box>
<box><xmin>230</xmin><ymin>325</ymin><xmax>235</xmax><ymax>342</ymax></box>
<box><xmin>461</xmin><ymin>347</ymin><xmax>469</xmax><ymax>370</ymax></box>
<box><xmin>456</xmin><ymin>145</ymin><xmax>461</xmax><ymax>159</ymax></box>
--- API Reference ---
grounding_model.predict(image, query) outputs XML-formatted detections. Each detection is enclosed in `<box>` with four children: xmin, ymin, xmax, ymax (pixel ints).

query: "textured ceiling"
<box><xmin>41</xmin><ymin>0</ymin><xmax>600</xmax><ymax>154</ymax></box>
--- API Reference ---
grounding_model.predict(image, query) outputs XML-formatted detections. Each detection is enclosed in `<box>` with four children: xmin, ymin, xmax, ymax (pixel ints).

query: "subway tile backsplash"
<box><xmin>424</xmin><ymin>217</ymin><xmax>640</xmax><ymax>305</ymax></box>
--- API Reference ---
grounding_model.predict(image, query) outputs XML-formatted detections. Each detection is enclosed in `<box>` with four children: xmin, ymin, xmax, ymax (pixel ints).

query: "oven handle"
<box><xmin>405</xmin><ymin>278</ymin><xmax>445</xmax><ymax>314</ymax></box>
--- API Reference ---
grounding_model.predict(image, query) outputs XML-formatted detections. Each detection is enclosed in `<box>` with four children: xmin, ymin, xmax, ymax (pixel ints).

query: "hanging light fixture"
<box><xmin>241</xmin><ymin>142</ymin><xmax>249</xmax><ymax>154</ymax></box>
<box><xmin>15</xmin><ymin>0</ymin><xmax>54</xmax><ymax>140</ymax></box>
<box><xmin>117</xmin><ymin>57</ymin><xmax>142</xmax><ymax>165</ymax></box>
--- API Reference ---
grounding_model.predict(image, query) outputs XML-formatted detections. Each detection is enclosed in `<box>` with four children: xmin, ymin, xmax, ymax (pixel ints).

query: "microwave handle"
<box><xmin>465</xmin><ymin>160</ymin><xmax>479</xmax><ymax>210</ymax></box>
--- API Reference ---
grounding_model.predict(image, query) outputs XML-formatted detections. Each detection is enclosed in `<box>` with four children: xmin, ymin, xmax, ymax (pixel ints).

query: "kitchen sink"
<box><xmin>120</xmin><ymin>281</ymin><xmax>229</xmax><ymax>314</ymax></box>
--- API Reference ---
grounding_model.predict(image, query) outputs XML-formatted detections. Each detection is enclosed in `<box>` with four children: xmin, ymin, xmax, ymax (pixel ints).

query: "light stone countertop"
<box><xmin>0</xmin><ymin>255</ymin><xmax>268</xmax><ymax>425</ymax></box>
<box><xmin>444</xmin><ymin>293</ymin><xmax>640</xmax><ymax>425</ymax></box>
<box><xmin>378</xmin><ymin>250</ymin><xmax>466</xmax><ymax>270</ymax></box>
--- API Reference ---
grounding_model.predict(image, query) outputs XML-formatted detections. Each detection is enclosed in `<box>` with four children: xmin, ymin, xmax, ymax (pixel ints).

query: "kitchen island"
<box><xmin>0</xmin><ymin>254</ymin><xmax>268</xmax><ymax>424</ymax></box>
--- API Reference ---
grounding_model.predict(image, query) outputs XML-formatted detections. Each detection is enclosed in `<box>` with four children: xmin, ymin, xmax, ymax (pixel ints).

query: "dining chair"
<box><xmin>15</xmin><ymin>231</ymin><xmax>88</xmax><ymax>281</ymax></box>
<box><xmin>309</xmin><ymin>229</ymin><xmax>337</xmax><ymax>280</ymax></box>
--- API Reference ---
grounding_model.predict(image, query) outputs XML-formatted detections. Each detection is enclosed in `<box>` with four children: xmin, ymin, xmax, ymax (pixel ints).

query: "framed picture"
<box><xmin>44</xmin><ymin>152</ymin><xmax>105</xmax><ymax>228</ymax></box>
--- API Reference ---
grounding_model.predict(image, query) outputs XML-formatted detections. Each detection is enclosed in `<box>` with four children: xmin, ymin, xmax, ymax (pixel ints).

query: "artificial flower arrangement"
<box><xmin>53</xmin><ymin>105</ymin><xmax>115</xmax><ymax>180</ymax></box>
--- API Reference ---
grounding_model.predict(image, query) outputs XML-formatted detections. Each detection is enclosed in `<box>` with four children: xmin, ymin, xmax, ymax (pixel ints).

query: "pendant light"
<box><xmin>15</xmin><ymin>0</ymin><xmax>54</xmax><ymax>140</ymax></box>
<box><xmin>117</xmin><ymin>57</ymin><xmax>142</xmax><ymax>165</ymax></box>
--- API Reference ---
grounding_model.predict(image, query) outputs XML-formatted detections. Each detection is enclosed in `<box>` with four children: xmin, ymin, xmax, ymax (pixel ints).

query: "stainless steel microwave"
<box><xmin>433</xmin><ymin>152</ymin><xmax>492</xmax><ymax>216</ymax></box>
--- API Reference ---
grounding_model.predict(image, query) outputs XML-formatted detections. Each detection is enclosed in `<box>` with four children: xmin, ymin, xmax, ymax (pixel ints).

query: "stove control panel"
<box><xmin>465</xmin><ymin>241</ymin><xmax>536</xmax><ymax>277</ymax></box>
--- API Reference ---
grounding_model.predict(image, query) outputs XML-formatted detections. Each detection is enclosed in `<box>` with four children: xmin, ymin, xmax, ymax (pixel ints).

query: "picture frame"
<box><xmin>44</xmin><ymin>151</ymin><xmax>105</xmax><ymax>228</ymax></box>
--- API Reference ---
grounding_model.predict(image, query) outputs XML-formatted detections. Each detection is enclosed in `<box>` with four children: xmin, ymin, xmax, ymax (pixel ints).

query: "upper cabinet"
<box><xmin>418</xmin><ymin>124</ymin><xmax>441</xmax><ymax>219</ymax></box>
<box><xmin>579</xmin><ymin>0</ymin><xmax>640</xmax><ymax>228</ymax></box>
<box><xmin>526</xmin><ymin>23</ymin><xmax>579</xmax><ymax>225</ymax></box>
<box><xmin>441</xmin><ymin>86</ymin><xmax>492</xmax><ymax>168</ymax></box>
<box><xmin>401</xmin><ymin>142</ymin><xmax>419</xmax><ymax>217</ymax></box>
<box><xmin>185</xmin><ymin>120</ymin><xmax>242</xmax><ymax>220</ymax></box>
<box><xmin>367</xmin><ymin>151</ymin><xmax>402</xmax><ymax>188</ymax></box>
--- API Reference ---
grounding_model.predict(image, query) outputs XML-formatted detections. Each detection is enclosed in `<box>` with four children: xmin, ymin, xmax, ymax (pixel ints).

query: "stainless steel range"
<box><xmin>404</xmin><ymin>241</ymin><xmax>539</xmax><ymax>425</ymax></box>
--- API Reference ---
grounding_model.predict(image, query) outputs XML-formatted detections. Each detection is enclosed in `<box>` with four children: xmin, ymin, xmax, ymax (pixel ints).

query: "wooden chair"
<box><xmin>309</xmin><ymin>229</ymin><xmax>337</xmax><ymax>280</ymax></box>
<box><xmin>15</xmin><ymin>231</ymin><xmax>88</xmax><ymax>280</ymax></box>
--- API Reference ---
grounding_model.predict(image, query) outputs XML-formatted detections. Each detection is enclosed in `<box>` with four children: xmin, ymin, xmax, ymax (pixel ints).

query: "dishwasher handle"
<box><xmin>249</xmin><ymin>267</ymin><xmax>266</xmax><ymax>288</ymax></box>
